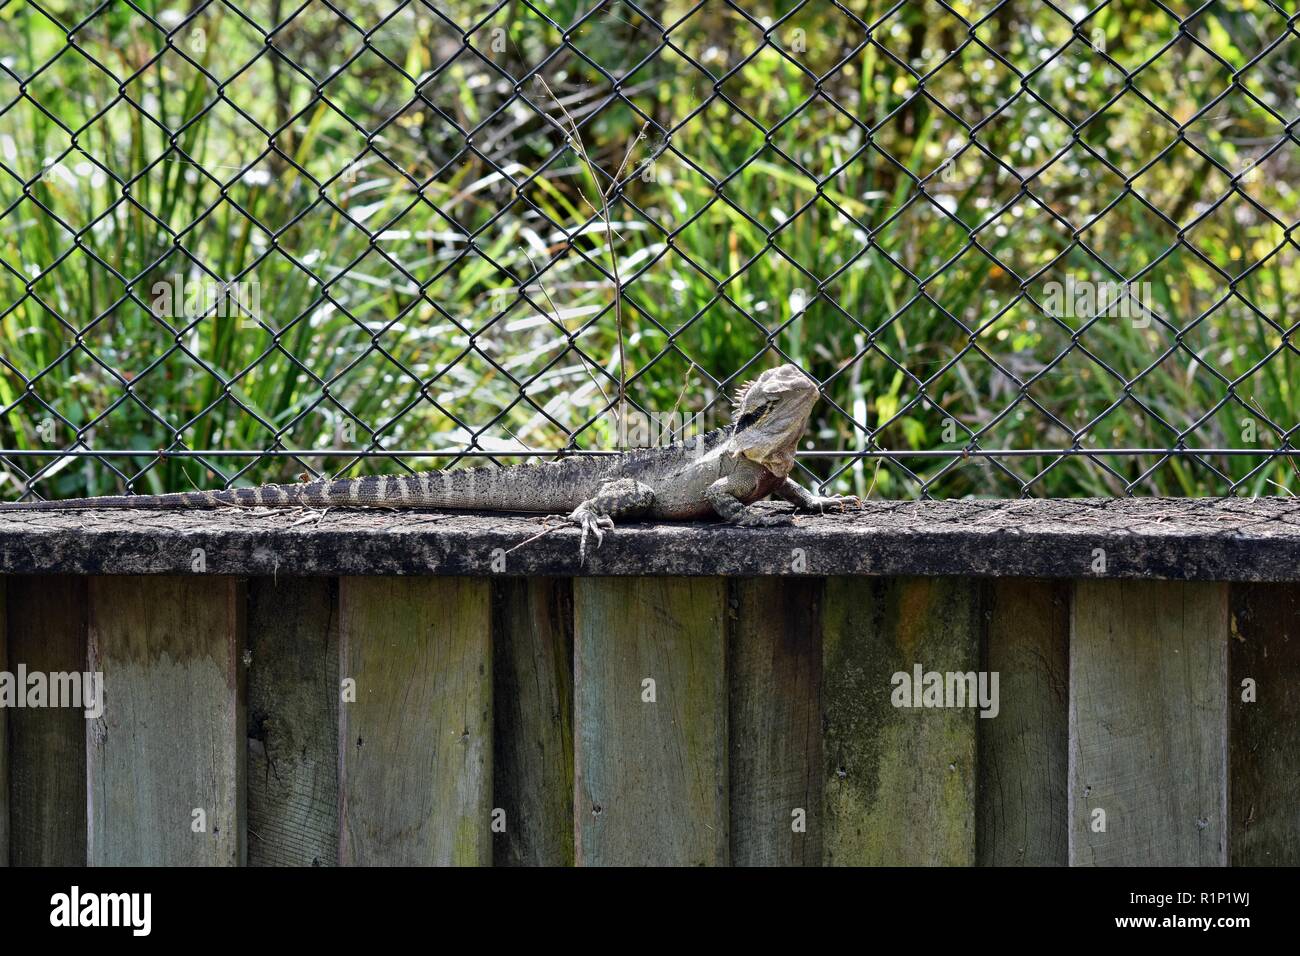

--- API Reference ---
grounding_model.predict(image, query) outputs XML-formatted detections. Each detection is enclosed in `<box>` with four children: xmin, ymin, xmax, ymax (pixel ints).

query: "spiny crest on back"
<box><xmin>731</xmin><ymin>376</ymin><xmax>760</xmax><ymax>412</ymax></box>
<box><xmin>618</xmin><ymin>426</ymin><xmax>729</xmax><ymax>464</ymax></box>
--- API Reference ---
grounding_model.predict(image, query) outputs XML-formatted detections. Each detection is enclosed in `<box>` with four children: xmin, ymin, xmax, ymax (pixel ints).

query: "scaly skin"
<box><xmin>0</xmin><ymin>364</ymin><xmax>858</xmax><ymax>556</ymax></box>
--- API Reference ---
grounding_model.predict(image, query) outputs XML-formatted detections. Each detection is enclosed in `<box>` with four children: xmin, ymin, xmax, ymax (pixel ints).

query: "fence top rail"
<box><xmin>1</xmin><ymin>497</ymin><xmax>1297</xmax><ymax>581</ymax></box>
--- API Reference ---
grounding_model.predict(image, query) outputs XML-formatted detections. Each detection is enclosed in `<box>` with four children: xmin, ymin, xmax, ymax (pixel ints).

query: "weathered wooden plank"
<box><xmin>0</xmin><ymin>580</ymin><xmax>7</xmax><ymax>865</ymax></box>
<box><xmin>976</xmin><ymin>580</ymin><xmax>1069</xmax><ymax>866</ymax></box>
<box><xmin>574</xmin><ymin>578</ymin><xmax>728</xmax><ymax>866</ymax></box>
<box><xmin>7</xmin><ymin>577</ymin><xmax>88</xmax><ymax>866</ymax></box>
<box><xmin>6</xmin><ymin>497</ymin><xmax>1300</xmax><ymax>581</ymax></box>
<box><xmin>822</xmin><ymin>577</ymin><xmax>979</xmax><ymax>866</ymax></box>
<box><xmin>1230</xmin><ymin>583</ymin><xmax>1300</xmax><ymax>865</ymax></box>
<box><xmin>247</xmin><ymin>578</ymin><xmax>339</xmax><ymax>867</ymax></box>
<box><xmin>87</xmin><ymin>576</ymin><xmax>246</xmax><ymax>866</ymax></box>
<box><xmin>338</xmin><ymin>577</ymin><xmax>491</xmax><ymax>866</ymax></box>
<box><xmin>1069</xmin><ymin>580</ymin><xmax>1228</xmax><ymax>866</ymax></box>
<box><xmin>492</xmin><ymin>579</ymin><xmax>574</xmax><ymax>867</ymax></box>
<box><xmin>729</xmin><ymin>578</ymin><xmax>822</xmax><ymax>866</ymax></box>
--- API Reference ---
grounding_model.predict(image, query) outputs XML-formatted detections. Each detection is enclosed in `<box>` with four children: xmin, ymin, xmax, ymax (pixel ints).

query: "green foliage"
<box><xmin>0</xmin><ymin>0</ymin><xmax>1296</xmax><ymax>498</ymax></box>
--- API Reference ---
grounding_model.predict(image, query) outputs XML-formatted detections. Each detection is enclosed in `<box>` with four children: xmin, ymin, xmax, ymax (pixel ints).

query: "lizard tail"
<box><xmin>0</xmin><ymin>480</ymin><xmax>344</xmax><ymax>511</ymax></box>
<box><xmin>0</xmin><ymin>465</ymin><xmax>593</xmax><ymax>512</ymax></box>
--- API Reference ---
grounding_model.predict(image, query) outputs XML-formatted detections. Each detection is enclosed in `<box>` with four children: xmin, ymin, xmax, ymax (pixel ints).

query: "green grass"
<box><xmin>0</xmin><ymin>0</ymin><xmax>1296</xmax><ymax>499</ymax></box>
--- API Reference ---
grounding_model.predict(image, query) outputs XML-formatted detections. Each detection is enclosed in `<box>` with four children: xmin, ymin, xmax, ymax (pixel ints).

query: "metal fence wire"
<box><xmin>1</xmin><ymin>0</ymin><xmax>1298</xmax><ymax>502</ymax></box>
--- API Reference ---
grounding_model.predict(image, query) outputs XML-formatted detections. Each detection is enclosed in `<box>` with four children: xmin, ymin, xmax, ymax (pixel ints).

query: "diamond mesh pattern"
<box><xmin>1</xmin><ymin>0</ymin><xmax>1297</xmax><ymax>500</ymax></box>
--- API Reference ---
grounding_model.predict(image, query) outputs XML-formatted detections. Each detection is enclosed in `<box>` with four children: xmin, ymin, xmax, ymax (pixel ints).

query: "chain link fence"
<box><xmin>1</xmin><ymin>0</ymin><xmax>1297</xmax><ymax>501</ymax></box>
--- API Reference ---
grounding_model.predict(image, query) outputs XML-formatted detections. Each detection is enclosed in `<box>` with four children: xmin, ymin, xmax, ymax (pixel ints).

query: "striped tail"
<box><xmin>0</xmin><ymin>467</ymin><xmax>590</xmax><ymax>512</ymax></box>
<box><xmin>0</xmin><ymin>481</ymin><xmax>341</xmax><ymax>511</ymax></box>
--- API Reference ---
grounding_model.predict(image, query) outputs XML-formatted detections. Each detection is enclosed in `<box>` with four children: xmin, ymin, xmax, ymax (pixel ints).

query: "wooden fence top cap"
<box><xmin>2</xmin><ymin>496</ymin><xmax>1298</xmax><ymax>580</ymax></box>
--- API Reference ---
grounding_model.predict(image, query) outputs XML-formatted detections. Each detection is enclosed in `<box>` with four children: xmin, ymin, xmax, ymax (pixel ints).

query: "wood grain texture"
<box><xmin>1230</xmin><ymin>583</ymin><xmax>1300</xmax><ymax>865</ymax></box>
<box><xmin>822</xmin><ymin>577</ymin><xmax>979</xmax><ymax>866</ymax></box>
<box><xmin>6</xmin><ymin>577</ymin><xmax>88</xmax><ymax>866</ymax></box>
<box><xmin>492</xmin><ymin>579</ymin><xmax>574</xmax><ymax>866</ymax></box>
<box><xmin>87</xmin><ymin>576</ymin><xmax>246</xmax><ymax>866</ymax></box>
<box><xmin>5</xmin><ymin>497</ymin><xmax>1300</xmax><ymax>580</ymax></box>
<box><xmin>0</xmin><ymin>580</ymin><xmax>7</xmax><ymax>865</ymax></box>
<box><xmin>1069</xmin><ymin>580</ymin><xmax>1228</xmax><ymax>866</ymax></box>
<box><xmin>729</xmin><ymin>578</ymin><xmax>822</xmax><ymax>865</ymax></box>
<box><xmin>247</xmin><ymin>577</ymin><xmax>339</xmax><ymax>866</ymax></box>
<box><xmin>574</xmin><ymin>577</ymin><xmax>728</xmax><ymax>866</ymax></box>
<box><xmin>977</xmin><ymin>579</ymin><xmax>1069</xmax><ymax>866</ymax></box>
<box><xmin>338</xmin><ymin>577</ymin><xmax>491</xmax><ymax>866</ymax></box>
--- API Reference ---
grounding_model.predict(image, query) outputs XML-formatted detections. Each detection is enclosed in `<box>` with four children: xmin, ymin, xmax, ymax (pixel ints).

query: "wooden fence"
<box><xmin>0</xmin><ymin>499</ymin><xmax>1297</xmax><ymax>866</ymax></box>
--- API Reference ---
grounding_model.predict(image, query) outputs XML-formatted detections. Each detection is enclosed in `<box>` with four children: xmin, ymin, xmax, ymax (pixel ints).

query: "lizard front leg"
<box><xmin>774</xmin><ymin>478</ymin><xmax>860</xmax><ymax>513</ymax></box>
<box><xmin>568</xmin><ymin>478</ymin><xmax>656</xmax><ymax>561</ymax></box>
<box><xmin>705</xmin><ymin>476</ymin><xmax>793</xmax><ymax>527</ymax></box>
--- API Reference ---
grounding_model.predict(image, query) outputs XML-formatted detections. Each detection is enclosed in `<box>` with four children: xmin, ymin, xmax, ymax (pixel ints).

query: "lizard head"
<box><xmin>727</xmin><ymin>363</ymin><xmax>819</xmax><ymax>478</ymax></box>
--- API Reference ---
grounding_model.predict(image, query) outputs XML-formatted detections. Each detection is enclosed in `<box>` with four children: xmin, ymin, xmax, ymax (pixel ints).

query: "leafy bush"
<box><xmin>1</xmin><ymin>0</ymin><xmax>1296</xmax><ymax>499</ymax></box>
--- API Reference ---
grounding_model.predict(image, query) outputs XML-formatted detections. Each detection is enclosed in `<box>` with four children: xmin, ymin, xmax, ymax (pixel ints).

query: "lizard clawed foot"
<box><xmin>569</xmin><ymin>507</ymin><xmax>616</xmax><ymax>563</ymax></box>
<box><xmin>566</xmin><ymin>480</ymin><xmax>654</xmax><ymax>563</ymax></box>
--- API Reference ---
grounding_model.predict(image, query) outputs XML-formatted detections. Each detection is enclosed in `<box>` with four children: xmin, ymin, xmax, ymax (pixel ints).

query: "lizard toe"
<box><xmin>571</xmin><ymin>508</ymin><xmax>610</xmax><ymax>563</ymax></box>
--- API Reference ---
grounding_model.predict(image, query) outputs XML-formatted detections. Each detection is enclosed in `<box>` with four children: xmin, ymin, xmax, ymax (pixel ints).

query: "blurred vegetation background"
<box><xmin>0</xmin><ymin>0</ymin><xmax>1296</xmax><ymax>500</ymax></box>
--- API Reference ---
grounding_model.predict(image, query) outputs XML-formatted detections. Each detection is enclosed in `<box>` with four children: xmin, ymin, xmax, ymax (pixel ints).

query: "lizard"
<box><xmin>0</xmin><ymin>363</ymin><xmax>858</xmax><ymax>558</ymax></box>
